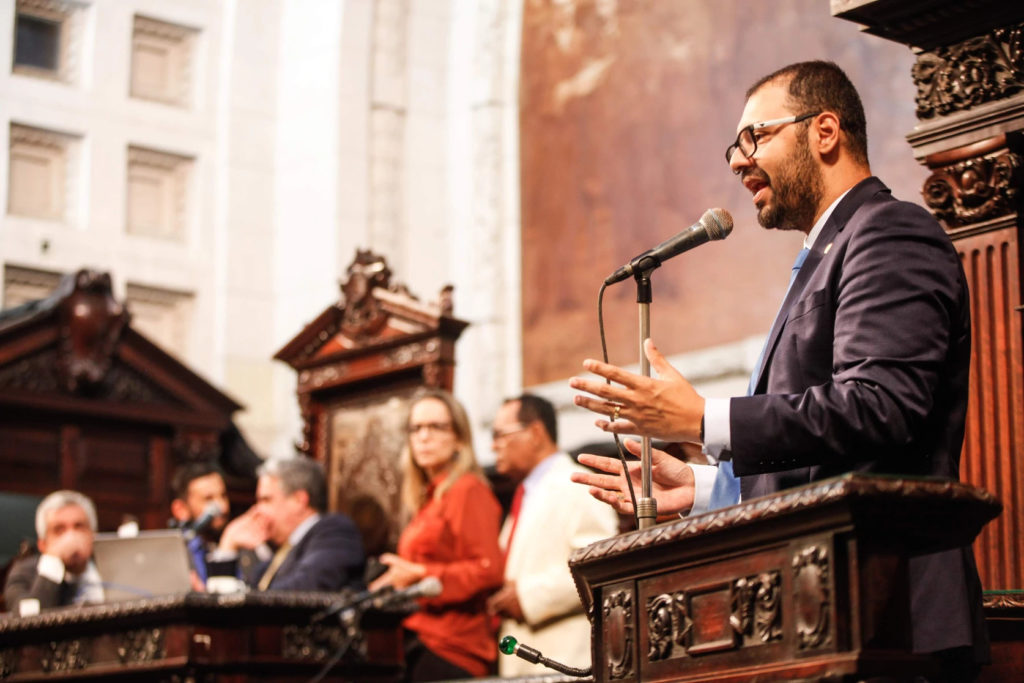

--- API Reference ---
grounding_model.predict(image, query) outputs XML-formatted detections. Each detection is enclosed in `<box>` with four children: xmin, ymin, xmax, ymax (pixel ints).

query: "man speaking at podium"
<box><xmin>570</xmin><ymin>61</ymin><xmax>987</xmax><ymax>681</ymax></box>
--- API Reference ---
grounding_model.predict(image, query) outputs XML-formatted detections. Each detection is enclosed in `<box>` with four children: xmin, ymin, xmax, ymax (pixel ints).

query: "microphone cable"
<box><xmin>499</xmin><ymin>635</ymin><xmax>592</xmax><ymax>677</ymax></box>
<box><xmin>596</xmin><ymin>281</ymin><xmax>640</xmax><ymax>529</ymax></box>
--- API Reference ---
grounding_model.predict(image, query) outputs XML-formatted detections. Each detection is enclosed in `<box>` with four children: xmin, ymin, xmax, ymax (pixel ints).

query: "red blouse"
<box><xmin>399</xmin><ymin>472</ymin><xmax>504</xmax><ymax>676</ymax></box>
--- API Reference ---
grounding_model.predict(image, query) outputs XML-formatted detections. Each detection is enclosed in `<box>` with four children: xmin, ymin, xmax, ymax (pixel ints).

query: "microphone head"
<box><xmin>413</xmin><ymin>576</ymin><xmax>443</xmax><ymax>598</ymax></box>
<box><xmin>700</xmin><ymin>208</ymin><xmax>733</xmax><ymax>240</ymax></box>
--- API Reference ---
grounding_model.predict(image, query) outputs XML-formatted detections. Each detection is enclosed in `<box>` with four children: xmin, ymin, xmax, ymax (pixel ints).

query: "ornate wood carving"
<box><xmin>117</xmin><ymin>628</ymin><xmax>165</xmax><ymax>664</ymax></box>
<box><xmin>602</xmin><ymin>589</ymin><xmax>634</xmax><ymax>679</ymax></box>
<box><xmin>41</xmin><ymin>638</ymin><xmax>89</xmax><ymax>673</ymax></box>
<box><xmin>646</xmin><ymin>592</ymin><xmax>686</xmax><ymax>662</ymax></box>
<box><xmin>984</xmin><ymin>592</ymin><xmax>1024</xmax><ymax>610</ymax></box>
<box><xmin>282</xmin><ymin>623</ymin><xmax>362</xmax><ymax>663</ymax></box>
<box><xmin>0</xmin><ymin>268</ymin><xmax>251</xmax><ymax>537</ymax></box>
<box><xmin>793</xmin><ymin>545</ymin><xmax>831</xmax><ymax>650</ymax></box>
<box><xmin>912</xmin><ymin>23</ymin><xmax>1024</xmax><ymax>119</ymax></box>
<box><xmin>732</xmin><ymin>571</ymin><xmax>782</xmax><ymax>644</ymax></box>
<box><xmin>923</xmin><ymin>149</ymin><xmax>1022</xmax><ymax>227</ymax></box>
<box><xmin>275</xmin><ymin>250</ymin><xmax>468</xmax><ymax>554</ymax></box>
<box><xmin>571</xmin><ymin>474</ymin><xmax>1000</xmax><ymax>566</ymax></box>
<box><xmin>55</xmin><ymin>270</ymin><xmax>130</xmax><ymax>394</ymax></box>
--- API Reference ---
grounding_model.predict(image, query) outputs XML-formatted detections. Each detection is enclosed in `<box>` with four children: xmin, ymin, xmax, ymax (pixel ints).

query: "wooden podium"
<box><xmin>0</xmin><ymin>592</ymin><xmax>405</xmax><ymax>682</ymax></box>
<box><xmin>570</xmin><ymin>474</ymin><xmax>1001</xmax><ymax>683</ymax></box>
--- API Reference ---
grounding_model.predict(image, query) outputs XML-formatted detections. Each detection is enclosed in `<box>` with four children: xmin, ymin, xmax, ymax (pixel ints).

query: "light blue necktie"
<box><xmin>707</xmin><ymin>247</ymin><xmax>810</xmax><ymax>510</ymax></box>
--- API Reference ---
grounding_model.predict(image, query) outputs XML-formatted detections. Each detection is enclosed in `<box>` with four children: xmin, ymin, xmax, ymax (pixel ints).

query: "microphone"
<box><xmin>604</xmin><ymin>208</ymin><xmax>733</xmax><ymax>285</ymax></box>
<box><xmin>186</xmin><ymin>502</ymin><xmax>222</xmax><ymax>536</ymax></box>
<box><xmin>312</xmin><ymin>576</ymin><xmax>443</xmax><ymax>623</ymax></box>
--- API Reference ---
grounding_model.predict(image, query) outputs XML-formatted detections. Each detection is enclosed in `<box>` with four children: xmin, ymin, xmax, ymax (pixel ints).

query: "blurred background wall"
<box><xmin>0</xmin><ymin>0</ymin><xmax>928</xmax><ymax>461</ymax></box>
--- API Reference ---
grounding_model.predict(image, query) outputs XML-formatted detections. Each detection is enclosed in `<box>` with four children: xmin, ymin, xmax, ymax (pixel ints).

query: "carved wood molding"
<box><xmin>570</xmin><ymin>474</ymin><xmax>1000</xmax><ymax>566</ymax></box>
<box><xmin>41</xmin><ymin>638</ymin><xmax>89</xmax><ymax>673</ymax></box>
<box><xmin>923</xmin><ymin>148</ymin><xmax>1022</xmax><ymax>227</ymax></box>
<box><xmin>282</xmin><ymin>623</ymin><xmax>363</xmax><ymax>662</ymax></box>
<box><xmin>734</xmin><ymin>571</ymin><xmax>783</xmax><ymax>645</ymax></box>
<box><xmin>983</xmin><ymin>591</ymin><xmax>1024</xmax><ymax>610</ymax></box>
<box><xmin>603</xmin><ymin>589</ymin><xmax>634</xmax><ymax>679</ymax></box>
<box><xmin>645</xmin><ymin>569</ymin><xmax>782</xmax><ymax>665</ymax></box>
<box><xmin>912</xmin><ymin>23</ymin><xmax>1024</xmax><ymax>120</ymax></box>
<box><xmin>116</xmin><ymin>627</ymin><xmax>165</xmax><ymax>664</ymax></box>
<box><xmin>793</xmin><ymin>545</ymin><xmax>831</xmax><ymax>650</ymax></box>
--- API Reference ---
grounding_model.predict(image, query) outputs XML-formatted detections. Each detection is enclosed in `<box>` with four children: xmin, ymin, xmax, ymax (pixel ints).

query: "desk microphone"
<box><xmin>499</xmin><ymin>635</ymin><xmax>591</xmax><ymax>677</ymax></box>
<box><xmin>312</xmin><ymin>576</ymin><xmax>443</xmax><ymax>623</ymax></box>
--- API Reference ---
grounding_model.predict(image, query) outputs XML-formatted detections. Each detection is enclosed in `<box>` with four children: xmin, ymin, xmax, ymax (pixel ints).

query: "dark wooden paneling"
<box><xmin>958</xmin><ymin>225</ymin><xmax>1024</xmax><ymax>590</ymax></box>
<box><xmin>0</xmin><ymin>422</ymin><xmax>60</xmax><ymax>494</ymax></box>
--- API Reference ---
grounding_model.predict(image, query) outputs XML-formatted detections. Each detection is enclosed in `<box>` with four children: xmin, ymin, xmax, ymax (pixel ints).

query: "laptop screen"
<box><xmin>91</xmin><ymin>530</ymin><xmax>193</xmax><ymax>602</ymax></box>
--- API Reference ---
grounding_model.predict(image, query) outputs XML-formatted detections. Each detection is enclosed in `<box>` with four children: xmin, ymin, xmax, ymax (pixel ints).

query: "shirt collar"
<box><xmin>289</xmin><ymin>512</ymin><xmax>321</xmax><ymax>546</ymax></box>
<box><xmin>804</xmin><ymin>189</ymin><xmax>850</xmax><ymax>250</ymax></box>
<box><xmin>522</xmin><ymin>452</ymin><xmax>563</xmax><ymax>496</ymax></box>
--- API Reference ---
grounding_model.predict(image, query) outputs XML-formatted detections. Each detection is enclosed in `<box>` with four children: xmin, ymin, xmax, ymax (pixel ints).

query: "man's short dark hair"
<box><xmin>509</xmin><ymin>393</ymin><xmax>558</xmax><ymax>445</ymax></box>
<box><xmin>258</xmin><ymin>457</ymin><xmax>328</xmax><ymax>512</ymax></box>
<box><xmin>171</xmin><ymin>461</ymin><xmax>225</xmax><ymax>501</ymax></box>
<box><xmin>747</xmin><ymin>60</ymin><xmax>868</xmax><ymax>166</ymax></box>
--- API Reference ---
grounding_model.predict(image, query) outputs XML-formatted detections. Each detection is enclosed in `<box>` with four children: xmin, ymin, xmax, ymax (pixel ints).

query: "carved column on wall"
<box><xmin>832</xmin><ymin>3</ymin><xmax>1024</xmax><ymax>591</ymax></box>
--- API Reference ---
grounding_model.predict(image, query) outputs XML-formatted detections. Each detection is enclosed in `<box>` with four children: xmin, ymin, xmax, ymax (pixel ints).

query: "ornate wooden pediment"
<box><xmin>275</xmin><ymin>249</ymin><xmax>468</xmax><ymax>395</ymax></box>
<box><xmin>0</xmin><ymin>269</ymin><xmax>240</xmax><ymax>428</ymax></box>
<box><xmin>0</xmin><ymin>269</ymin><xmax>256</xmax><ymax>531</ymax></box>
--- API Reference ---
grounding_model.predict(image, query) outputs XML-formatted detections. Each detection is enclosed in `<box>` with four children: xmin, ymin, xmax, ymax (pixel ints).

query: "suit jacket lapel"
<box><xmin>749</xmin><ymin>177</ymin><xmax>887</xmax><ymax>395</ymax></box>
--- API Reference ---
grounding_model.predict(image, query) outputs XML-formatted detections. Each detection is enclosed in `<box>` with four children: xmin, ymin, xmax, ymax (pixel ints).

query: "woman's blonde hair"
<box><xmin>400</xmin><ymin>388</ymin><xmax>485</xmax><ymax>512</ymax></box>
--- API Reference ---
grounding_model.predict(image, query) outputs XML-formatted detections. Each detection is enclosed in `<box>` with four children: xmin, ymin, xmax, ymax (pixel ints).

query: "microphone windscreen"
<box><xmin>701</xmin><ymin>208</ymin><xmax>733</xmax><ymax>240</ymax></box>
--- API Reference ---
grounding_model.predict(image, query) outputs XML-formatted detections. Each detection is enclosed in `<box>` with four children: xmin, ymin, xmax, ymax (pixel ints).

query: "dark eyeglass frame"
<box><xmin>407</xmin><ymin>421</ymin><xmax>454</xmax><ymax>436</ymax></box>
<box><xmin>724</xmin><ymin>111</ymin><xmax>821</xmax><ymax>169</ymax></box>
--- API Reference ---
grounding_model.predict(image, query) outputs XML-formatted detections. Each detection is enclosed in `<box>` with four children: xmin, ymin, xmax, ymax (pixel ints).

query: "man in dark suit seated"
<box><xmin>4</xmin><ymin>491</ymin><xmax>104</xmax><ymax>615</ymax></box>
<box><xmin>213</xmin><ymin>457</ymin><xmax>365</xmax><ymax>592</ymax></box>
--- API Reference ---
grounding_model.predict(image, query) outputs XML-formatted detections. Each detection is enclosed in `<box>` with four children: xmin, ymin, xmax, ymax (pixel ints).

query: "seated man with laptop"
<box><xmin>4</xmin><ymin>490</ymin><xmax>105</xmax><ymax>615</ymax></box>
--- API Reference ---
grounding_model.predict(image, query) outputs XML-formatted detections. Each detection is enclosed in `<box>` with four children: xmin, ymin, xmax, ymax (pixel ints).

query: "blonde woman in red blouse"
<box><xmin>369</xmin><ymin>388</ymin><xmax>504</xmax><ymax>681</ymax></box>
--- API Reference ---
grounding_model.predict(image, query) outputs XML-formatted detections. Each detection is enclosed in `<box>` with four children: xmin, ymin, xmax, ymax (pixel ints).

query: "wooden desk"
<box><xmin>0</xmin><ymin>591</ymin><xmax>404</xmax><ymax>682</ymax></box>
<box><xmin>570</xmin><ymin>474</ymin><xmax>1001</xmax><ymax>683</ymax></box>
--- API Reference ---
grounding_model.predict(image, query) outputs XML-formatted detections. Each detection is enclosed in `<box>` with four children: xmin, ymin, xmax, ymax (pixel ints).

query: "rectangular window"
<box><xmin>14</xmin><ymin>13</ymin><xmax>60</xmax><ymax>71</ymax></box>
<box><xmin>126</xmin><ymin>145</ymin><xmax>193</xmax><ymax>241</ymax></box>
<box><xmin>125</xmin><ymin>283</ymin><xmax>194</xmax><ymax>360</ymax></box>
<box><xmin>130</xmin><ymin>15</ymin><xmax>197</xmax><ymax>107</ymax></box>
<box><xmin>11</xmin><ymin>0</ymin><xmax>81</xmax><ymax>83</ymax></box>
<box><xmin>7</xmin><ymin>123</ymin><xmax>78</xmax><ymax>222</ymax></box>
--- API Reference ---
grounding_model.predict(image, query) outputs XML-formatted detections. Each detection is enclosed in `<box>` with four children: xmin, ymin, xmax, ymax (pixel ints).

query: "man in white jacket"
<box><xmin>486</xmin><ymin>394</ymin><xmax>620</xmax><ymax>677</ymax></box>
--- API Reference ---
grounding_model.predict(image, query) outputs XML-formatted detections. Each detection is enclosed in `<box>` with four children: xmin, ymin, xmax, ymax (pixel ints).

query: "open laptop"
<box><xmin>92</xmin><ymin>530</ymin><xmax>193</xmax><ymax>602</ymax></box>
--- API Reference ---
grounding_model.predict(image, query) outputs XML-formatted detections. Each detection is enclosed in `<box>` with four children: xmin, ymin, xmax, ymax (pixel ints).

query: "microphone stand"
<box><xmin>633</xmin><ymin>271</ymin><xmax>657</xmax><ymax>529</ymax></box>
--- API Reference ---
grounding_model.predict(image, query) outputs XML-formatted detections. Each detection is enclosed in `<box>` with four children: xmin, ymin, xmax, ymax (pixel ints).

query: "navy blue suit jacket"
<box><xmin>255</xmin><ymin>513</ymin><xmax>365</xmax><ymax>592</ymax></box>
<box><xmin>729</xmin><ymin>177</ymin><xmax>987</xmax><ymax>660</ymax></box>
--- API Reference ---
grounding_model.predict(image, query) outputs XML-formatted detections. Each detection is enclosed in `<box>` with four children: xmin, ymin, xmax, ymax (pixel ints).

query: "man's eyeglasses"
<box><xmin>724</xmin><ymin>112</ymin><xmax>820</xmax><ymax>169</ymax></box>
<box><xmin>491</xmin><ymin>424</ymin><xmax>529</xmax><ymax>442</ymax></box>
<box><xmin>407</xmin><ymin>422</ymin><xmax>453</xmax><ymax>436</ymax></box>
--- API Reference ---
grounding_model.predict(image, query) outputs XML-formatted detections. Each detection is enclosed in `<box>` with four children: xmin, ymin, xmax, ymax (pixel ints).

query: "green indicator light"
<box><xmin>499</xmin><ymin>636</ymin><xmax>517</xmax><ymax>655</ymax></box>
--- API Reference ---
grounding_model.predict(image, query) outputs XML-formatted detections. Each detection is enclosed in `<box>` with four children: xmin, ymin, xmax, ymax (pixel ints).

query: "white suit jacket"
<box><xmin>498</xmin><ymin>453</ymin><xmax>620</xmax><ymax>677</ymax></box>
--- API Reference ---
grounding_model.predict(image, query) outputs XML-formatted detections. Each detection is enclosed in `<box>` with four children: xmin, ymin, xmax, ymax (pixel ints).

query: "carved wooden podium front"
<box><xmin>570</xmin><ymin>474</ymin><xmax>1000</xmax><ymax>683</ymax></box>
<box><xmin>275</xmin><ymin>251</ymin><xmax>468</xmax><ymax>556</ymax></box>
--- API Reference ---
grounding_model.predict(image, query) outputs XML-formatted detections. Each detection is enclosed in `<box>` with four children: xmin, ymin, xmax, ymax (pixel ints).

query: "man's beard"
<box><xmin>752</xmin><ymin>132</ymin><xmax>823</xmax><ymax>232</ymax></box>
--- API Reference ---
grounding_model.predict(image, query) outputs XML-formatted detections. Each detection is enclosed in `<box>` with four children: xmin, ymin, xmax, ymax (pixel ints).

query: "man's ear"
<box><xmin>814</xmin><ymin>112</ymin><xmax>841</xmax><ymax>157</ymax></box>
<box><xmin>37</xmin><ymin>538</ymin><xmax>48</xmax><ymax>554</ymax></box>
<box><xmin>293</xmin><ymin>489</ymin><xmax>311</xmax><ymax>510</ymax></box>
<box><xmin>170</xmin><ymin>498</ymin><xmax>191</xmax><ymax>523</ymax></box>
